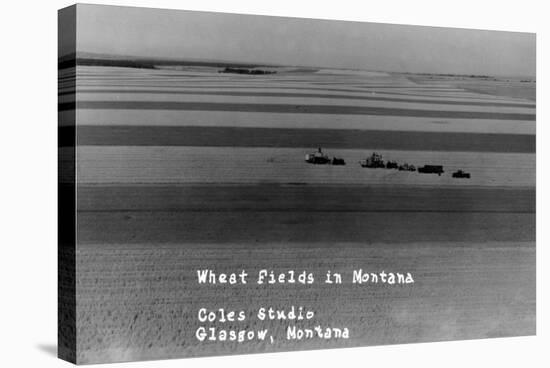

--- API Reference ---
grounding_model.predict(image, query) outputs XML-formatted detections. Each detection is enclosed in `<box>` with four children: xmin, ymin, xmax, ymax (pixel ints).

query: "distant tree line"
<box><xmin>219</xmin><ymin>67</ymin><xmax>277</xmax><ymax>75</ymax></box>
<box><xmin>57</xmin><ymin>53</ymin><xmax>270</xmax><ymax>71</ymax></box>
<box><xmin>74</xmin><ymin>58</ymin><xmax>158</xmax><ymax>69</ymax></box>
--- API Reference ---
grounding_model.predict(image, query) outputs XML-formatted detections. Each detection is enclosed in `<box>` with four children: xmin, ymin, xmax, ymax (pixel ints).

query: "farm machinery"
<box><xmin>452</xmin><ymin>170</ymin><xmax>471</xmax><ymax>178</ymax></box>
<box><xmin>305</xmin><ymin>147</ymin><xmax>346</xmax><ymax>165</ymax></box>
<box><xmin>359</xmin><ymin>152</ymin><xmax>421</xmax><ymax>172</ymax></box>
<box><xmin>418</xmin><ymin>165</ymin><xmax>444</xmax><ymax>176</ymax></box>
<box><xmin>385</xmin><ymin>160</ymin><xmax>399</xmax><ymax>169</ymax></box>
<box><xmin>359</xmin><ymin>152</ymin><xmax>386</xmax><ymax>168</ymax></box>
<box><xmin>398</xmin><ymin>163</ymin><xmax>416</xmax><ymax>171</ymax></box>
<box><xmin>303</xmin><ymin>150</ymin><xmax>471</xmax><ymax>180</ymax></box>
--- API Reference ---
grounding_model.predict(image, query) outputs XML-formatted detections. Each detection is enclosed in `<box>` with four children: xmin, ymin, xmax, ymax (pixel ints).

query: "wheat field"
<box><xmin>65</xmin><ymin>64</ymin><xmax>535</xmax><ymax>364</ymax></box>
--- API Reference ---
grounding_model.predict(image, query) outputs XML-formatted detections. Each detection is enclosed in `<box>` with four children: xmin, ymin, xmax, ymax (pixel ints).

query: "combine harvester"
<box><xmin>359</xmin><ymin>152</ymin><xmax>406</xmax><ymax>170</ymax></box>
<box><xmin>359</xmin><ymin>152</ymin><xmax>386</xmax><ymax>168</ymax></box>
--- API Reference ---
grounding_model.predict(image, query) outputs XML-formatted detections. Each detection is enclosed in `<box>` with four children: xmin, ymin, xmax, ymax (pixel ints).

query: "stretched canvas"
<box><xmin>58</xmin><ymin>4</ymin><xmax>536</xmax><ymax>364</ymax></box>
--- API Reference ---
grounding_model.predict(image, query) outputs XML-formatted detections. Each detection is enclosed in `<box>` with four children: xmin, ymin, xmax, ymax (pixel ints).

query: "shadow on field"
<box><xmin>36</xmin><ymin>343</ymin><xmax>57</xmax><ymax>357</ymax></box>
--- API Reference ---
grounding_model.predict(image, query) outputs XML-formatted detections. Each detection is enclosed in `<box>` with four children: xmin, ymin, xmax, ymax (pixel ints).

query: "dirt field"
<box><xmin>77</xmin><ymin>185</ymin><xmax>535</xmax><ymax>213</ymax></box>
<box><xmin>75</xmin><ymin>183</ymin><xmax>535</xmax><ymax>363</ymax></box>
<box><xmin>70</xmin><ymin>65</ymin><xmax>536</xmax><ymax>363</ymax></box>
<box><xmin>76</xmin><ymin>147</ymin><xmax>535</xmax><ymax>187</ymax></box>
<box><xmin>75</xmin><ymin>241</ymin><xmax>535</xmax><ymax>363</ymax></box>
<box><xmin>72</xmin><ymin>89</ymin><xmax>535</xmax><ymax>108</ymax></box>
<box><xmin>70</xmin><ymin>126</ymin><xmax>535</xmax><ymax>154</ymax></box>
<box><xmin>408</xmin><ymin>74</ymin><xmax>536</xmax><ymax>102</ymax></box>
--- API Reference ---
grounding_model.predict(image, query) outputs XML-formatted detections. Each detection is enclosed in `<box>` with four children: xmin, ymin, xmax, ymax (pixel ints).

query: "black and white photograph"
<box><xmin>56</xmin><ymin>3</ymin><xmax>539</xmax><ymax>364</ymax></box>
<box><xmin>1</xmin><ymin>1</ymin><xmax>548</xmax><ymax>368</ymax></box>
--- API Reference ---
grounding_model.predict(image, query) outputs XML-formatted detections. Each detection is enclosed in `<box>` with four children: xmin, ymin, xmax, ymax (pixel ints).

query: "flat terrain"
<box><xmin>76</xmin><ymin>241</ymin><xmax>534</xmax><ymax>363</ymax></box>
<box><xmin>77</xmin><ymin>185</ymin><xmax>535</xmax><ymax>213</ymax></box>
<box><xmin>75</xmin><ymin>147</ymin><xmax>534</xmax><ymax>187</ymax></box>
<box><xmin>408</xmin><ymin>74</ymin><xmax>536</xmax><ymax>101</ymax></box>
<box><xmin>78</xmin><ymin>184</ymin><xmax>534</xmax><ymax>245</ymax></box>
<box><xmin>68</xmin><ymin>126</ymin><xmax>535</xmax><ymax>153</ymax></box>
<box><xmin>66</xmin><ymin>64</ymin><xmax>536</xmax><ymax>363</ymax></box>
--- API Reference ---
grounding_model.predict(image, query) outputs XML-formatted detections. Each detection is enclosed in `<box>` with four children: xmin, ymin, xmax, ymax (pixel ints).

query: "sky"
<box><xmin>71</xmin><ymin>4</ymin><xmax>536</xmax><ymax>77</ymax></box>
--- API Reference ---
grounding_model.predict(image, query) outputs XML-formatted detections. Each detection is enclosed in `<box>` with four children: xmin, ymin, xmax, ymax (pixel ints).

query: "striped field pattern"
<box><xmin>65</xmin><ymin>64</ymin><xmax>535</xmax><ymax>363</ymax></box>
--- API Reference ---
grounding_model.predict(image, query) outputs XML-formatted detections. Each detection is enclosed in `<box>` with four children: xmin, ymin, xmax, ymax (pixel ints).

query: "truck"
<box><xmin>418</xmin><ymin>165</ymin><xmax>444</xmax><ymax>176</ymax></box>
<box><xmin>452</xmin><ymin>170</ymin><xmax>471</xmax><ymax>178</ymax></box>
